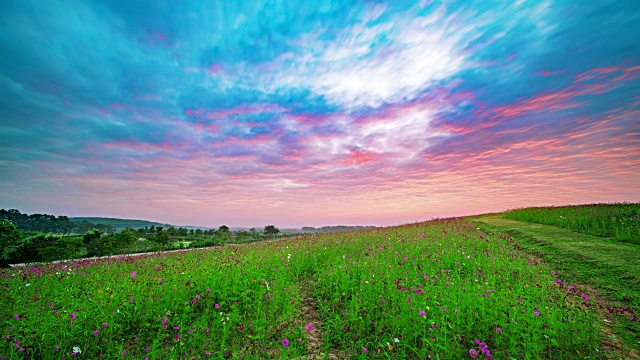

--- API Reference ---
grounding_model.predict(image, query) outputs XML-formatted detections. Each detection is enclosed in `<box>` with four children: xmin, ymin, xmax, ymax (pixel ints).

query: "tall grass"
<box><xmin>503</xmin><ymin>203</ymin><xmax>640</xmax><ymax>243</ymax></box>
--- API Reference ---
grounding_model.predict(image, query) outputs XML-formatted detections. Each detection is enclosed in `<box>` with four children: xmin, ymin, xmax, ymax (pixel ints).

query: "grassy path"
<box><xmin>472</xmin><ymin>215</ymin><xmax>640</xmax><ymax>355</ymax></box>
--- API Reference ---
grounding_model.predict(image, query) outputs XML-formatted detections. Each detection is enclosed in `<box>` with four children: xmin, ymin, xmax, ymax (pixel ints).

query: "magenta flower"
<box><xmin>469</xmin><ymin>349</ymin><xmax>478</xmax><ymax>358</ymax></box>
<box><xmin>239</xmin><ymin>325</ymin><xmax>244</xmax><ymax>331</ymax></box>
<box><xmin>102</xmin><ymin>322</ymin><xmax>108</xmax><ymax>329</ymax></box>
<box><xmin>534</xmin><ymin>310</ymin><xmax>540</xmax><ymax>316</ymax></box>
<box><xmin>175</xmin><ymin>334</ymin><xmax>180</xmax><ymax>340</ymax></box>
<box><xmin>305</xmin><ymin>323</ymin><xmax>315</xmax><ymax>333</ymax></box>
<box><xmin>419</xmin><ymin>310</ymin><xmax>426</xmax><ymax>316</ymax></box>
<box><xmin>174</xmin><ymin>325</ymin><xmax>180</xmax><ymax>330</ymax></box>
<box><xmin>130</xmin><ymin>272</ymin><xmax>137</xmax><ymax>278</ymax></box>
<box><xmin>14</xmin><ymin>314</ymin><xmax>19</xmax><ymax>320</ymax></box>
<box><xmin>121</xmin><ymin>350</ymin><xmax>127</xmax><ymax>355</ymax></box>
<box><xmin>49</xmin><ymin>302</ymin><xmax>54</xmax><ymax>307</ymax></box>
<box><xmin>163</xmin><ymin>324</ymin><xmax>168</xmax><ymax>330</ymax></box>
<box><xmin>282</xmin><ymin>338</ymin><xmax>290</xmax><ymax>347</ymax></box>
<box><xmin>362</xmin><ymin>346</ymin><xmax>368</xmax><ymax>353</ymax></box>
<box><xmin>205</xmin><ymin>327</ymin><xmax>209</xmax><ymax>333</ymax></box>
<box><xmin>496</xmin><ymin>327</ymin><xmax>502</xmax><ymax>333</ymax></box>
<box><xmin>162</xmin><ymin>318</ymin><xmax>167</xmax><ymax>324</ymax></box>
<box><xmin>215</xmin><ymin>303</ymin><xmax>220</xmax><ymax>309</ymax></box>
<box><xmin>93</xmin><ymin>330</ymin><xmax>99</xmax><ymax>336</ymax></box>
<box><xmin>70</xmin><ymin>313</ymin><xmax>76</xmax><ymax>319</ymax></box>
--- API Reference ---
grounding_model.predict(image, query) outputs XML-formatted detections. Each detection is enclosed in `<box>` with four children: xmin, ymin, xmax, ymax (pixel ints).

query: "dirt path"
<box><xmin>296</xmin><ymin>277</ymin><xmax>339</xmax><ymax>360</ymax></box>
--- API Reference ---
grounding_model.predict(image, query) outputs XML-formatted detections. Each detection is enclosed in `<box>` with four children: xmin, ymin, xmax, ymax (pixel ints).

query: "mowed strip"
<box><xmin>473</xmin><ymin>215</ymin><xmax>640</xmax><ymax>351</ymax></box>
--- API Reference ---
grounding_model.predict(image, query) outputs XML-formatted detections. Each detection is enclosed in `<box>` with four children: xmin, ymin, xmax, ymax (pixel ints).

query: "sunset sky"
<box><xmin>1</xmin><ymin>1</ymin><xmax>639</xmax><ymax>228</ymax></box>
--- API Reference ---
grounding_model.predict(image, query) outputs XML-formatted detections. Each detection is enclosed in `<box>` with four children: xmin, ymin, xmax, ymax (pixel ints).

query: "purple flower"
<box><xmin>205</xmin><ymin>327</ymin><xmax>209</xmax><ymax>333</ymax></box>
<box><xmin>215</xmin><ymin>304</ymin><xmax>220</xmax><ymax>309</ymax></box>
<box><xmin>102</xmin><ymin>322</ymin><xmax>108</xmax><ymax>329</ymax></box>
<box><xmin>362</xmin><ymin>346</ymin><xmax>368</xmax><ymax>353</ymax></box>
<box><xmin>70</xmin><ymin>313</ymin><xmax>76</xmax><ymax>320</ymax></box>
<box><xmin>174</xmin><ymin>325</ymin><xmax>180</xmax><ymax>330</ymax></box>
<box><xmin>239</xmin><ymin>325</ymin><xmax>244</xmax><ymax>331</ymax></box>
<box><xmin>534</xmin><ymin>310</ymin><xmax>540</xmax><ymax>316</ymax></box>
<box><xmin>469</xmin><ymin>349</ymin><xmax>478</xmax><ymax>358</ymax></box>
<box><xmin>282</xmin><ymin>338</ymin><xmax>290</xmax><ymax>347</ymax></box>
<box><xmin>419</xmin><ymin>310</ymin><xmax>426</xmax><ymax>316</ymax></box>
<box><xmin>93</xmin><ymin>330</ymin><xmax>100</xmax><ymax>336</ymax></box>
<box><xmin>175</xmin><ymin>334</ymin><xmax>180</xmax><ymax>340</ymax></box>
<box><xmin>496</xmin><ymin>327</ymin><xmax>502</xmax><ymax>333</ymax></box>
<box><xmin>162</xmin><ymin>318</ymin><xmax>167</xmax><ymax>324</ymax></box>
<box><xmin>13</xmin><ymin>314</ymin><xmax>18</xmax><ymax>320</ymax></box>
<box><xmin>189</xmin><ymin>328</ymin><xmax>194</xmax><ymax>333</ymax></box>
<box><xmin>130</xmin><ymin>272</ymin><xmax>137</xmax><ymax>278</ymax></box>
<box><xmin>121</xmin><ymin>350</ymin><xmax>127</xmax><ymax>355</ymax></box>
<box><xmin>305</xmin><ymin>323</ymin><xmax>314</xmax><ymax>333</ymax></box>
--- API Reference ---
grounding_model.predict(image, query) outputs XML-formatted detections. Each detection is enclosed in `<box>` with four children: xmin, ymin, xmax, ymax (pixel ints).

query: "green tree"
<box><xmin>0</xmin><ymin>219</ymin><xmax>22</xmax><ymax>267</ymax></box>
<box><xmin>150</xmin><ymin>228</ymin><xmax>172</xmax><ymax>250</ymax></box>
<box><xmin>113</xmin><ymin>228</ymin><xmax>137</xmax><ymax>254</ymax></box>
<box><xmin>83</xmin><ymin>229</ymin><xmax>103</xmax><ymax>245</ymax></box>
<box><xmin>264</xmin><ymin>225</ymin><xmax>280</xmax><ymax>239</ymax></box>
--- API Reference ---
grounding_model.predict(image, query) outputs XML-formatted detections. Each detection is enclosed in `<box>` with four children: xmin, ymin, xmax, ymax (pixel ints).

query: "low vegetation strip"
<box><xmin>502</xmin><ymin>203</ymin><xmax>640</xmax><ymax>243</ymax></box>
<box><xmin>1</xmin><ymin>218</ymin><xmax>605</xmax><ymax>359</ymax></box>
<box><xmin>473</xmin><ymin>215</ymin><xmax>640</xmax><ymax>355</ymax></box>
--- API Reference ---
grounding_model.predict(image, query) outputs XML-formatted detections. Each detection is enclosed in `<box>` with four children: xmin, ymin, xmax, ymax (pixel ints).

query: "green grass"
<box><xmin>1</xmin><ymin>218</ymin><xmax>605</xmax><ymax>359</ymax></box>
<box><xmin>502</xmin><ymin>203</ymin><xmax>640</xmax><ymax>244</ymax></box>
<box><xmin>473</xmin><ymin>214</ymin><xmax>640</xmax><ymax>353</ymax></box>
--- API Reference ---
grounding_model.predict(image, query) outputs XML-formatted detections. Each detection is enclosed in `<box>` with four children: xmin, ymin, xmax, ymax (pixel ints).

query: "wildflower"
<box><xmin>121</xmin><ymin>350</ymin><xmax>127</xmax><ymax>355</ymax></box>
<box><xmin>394</xmin><ymin>338</ymin><xmax>400</xmax><ymax>343</ymax></box>
<box><xmin>534</xmin><ymin>310</ymin><xmax>540</xmax><ymax>316</ymax></box>
<box><xmin>73</xmin><ymin>346</ymin><xmax>81</xmax><ymax>354</ymax></box>
<box><xmin>102</xmin><ymin>322</ymin><xmax>108</xmax><ymax>329</ymax></box>
<box><xmin>162</xmin><ymin>318</ymin><xmax>167</xmax><ymax>324</ymax></box>
<box><xmin>282</xmin><ymin>338</ymin><xmax>290</xmax><ymax>347</ymax></box>
<box><xmin>215</xmin><ymin>304</ymin><xmax>220</xmax><ymax>309</ymax></box>
<box><xmin>239</xmin><ymin>325</ymin><xmax>244</xmax><ymax>331</ymax></box>
<box><xmin>496</xmin><ymin>327</ymin><xmax>502</xmax><ymax>333</ymax></box>
<box><xmin>362</xmin><ymin>346</ymin><xmax>368</xmax><ymax>353</ymax></box>
<box><xmin>70</xmin><ymin>313</ymin><xmax>76</xmax><ymax>320</ymax></box>
<box><xmin>175</xmin><ymin>334</ymin><xmax>180</xmax><ymax>340</ymax></box>
<box><xmin>93</xmin><ymin>330</ymin><xmax>99</xmax><ymax>336</ymax></box>
<box><xmin>130</xmin><ymin>272</ymin><xmax>137</xmax><ymax>279</ymax></box>
<box><xmin>469</xmin><ymin>349</ymin><xmax>478</xmax><ymax>358</ymax></box>
<box><xmin>419</xmin><ymin>310</ymin><xmax>426</xmax><ymax>316</ymax></box>
<box><xmin>305</xmin><ymin>323</ymin><xmax>314</xmax><ymax>333</ymax></box>
<box><xmin>98</xmin><ymin>290</ymin><xmax>102</xmax><ymax>294</ymax></box>
<box><xmin>49</xmin><ymin>302</ymin><xmax>54</xmax><ymax>307</ymax></box>
<box><xmin>189</xmin><ymin>328</ymin><xmax>194</xmax><ymax>333</ymax></box>
<box><xmin>205</xmin><ymin>327</ymin><xmax>209</xmax><ymax>333</ymax></box>
<box><xmin>14</xmin><ymin>314</ymin><xmax>18</xmax><ymax>320</ymax></box>
<box><xmin>56</xmin><ymin>346</ymin><xmax>60</xmax><ymax>352</ymax></box>
<box><xmin>174</xmin><ymin>325</ymin><xmax>180</xmax><ymax>330</ymax></box>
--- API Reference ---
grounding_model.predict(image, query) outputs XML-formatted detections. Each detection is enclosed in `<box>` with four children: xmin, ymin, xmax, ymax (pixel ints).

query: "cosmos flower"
<box><xmin>469</xmin><ymin>349</ymin><xmax>478</xmax><ymax>358</ymax></box>
<box><xmin>282</xmin><ymin>338</ymin><xmax>290</xmax><ymax>347</ymax></box>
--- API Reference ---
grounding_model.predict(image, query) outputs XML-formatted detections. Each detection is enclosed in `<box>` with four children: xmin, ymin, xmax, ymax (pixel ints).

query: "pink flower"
<box><xmin>496</xmin><ymin>327</ymin><xmax>502</xmax><ymax>333</ymax></box>
<box><xmin>215</xmin><ymin>304</ymin><xmax>220</xmax><ymax>309</ymax></box>
<box><xmin>162</xmin><ymin>318</ymin><xmax>167</xmax><ymax>324</ymax></box>
<box><xmin>14</xmin><ymin>314</ymin><xmax>19</xmax><ymax>320</ymax></box>
<box><xmin>130</xmin><ymin>272</ymin><xmax>137</xmax><ymax>278</ymax></box>
<box><xmin>93</xmin><ymin>330</ymin><xmax>99</xmax><ymax>336</ymax></box>
<box><xmin>362</xmin><ymin>346</ymin><xmax>368</xmax><ymax>353</ymax></box>
<box><xmin>282</xmin><ymin>338</ymin><xmax>290</xmax><ymax>347</ymax></box>
<box><xmin>305</xmin><ymin>323</ymin><xmax>314</xmax><ymax>333</ymax></box>
<box><xmin>469</xmin><ymin>349</ymin><xmax>478</xmax><ymax>358</ymax></box>
<box><xmin>102</xmin><ymin>322</ymin><xmax>108</xmax><ymax>329</ymax></box>
<box><xmin>534</xmin><ymin>310</ymin><xmax>540</xmax><ymax>316</ymax></box>
<box><xmin>70</xmin><ymin>313</ymin><xmax>76</xmax><ymax>319</ymax></box>
<box><xmin>419</xmin><ymin>310</ymin><xmax>426</xmax><ymax>316</ymax></box>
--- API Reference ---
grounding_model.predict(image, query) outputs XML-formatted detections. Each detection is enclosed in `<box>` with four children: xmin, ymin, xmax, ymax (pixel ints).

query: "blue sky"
<box><xmin>1</xmin><ymin>0</ymin><xmax>639</xmax><ymax>227</ymax></box>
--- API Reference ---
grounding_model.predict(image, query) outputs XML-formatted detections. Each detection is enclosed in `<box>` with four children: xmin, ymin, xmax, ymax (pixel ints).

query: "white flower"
<box><xmin>394</xmin><ymin>338</ymin><xmax>400</xmax><ymax>343</ymax></box>
<box><xmin>25</xmin><ymin>284</ymin><xmax>30</xmax><ymax>287</ymax></box>
<box><xmin>73</xmin><ymin>346</ymin><xmax>81</xmax><ymax>354</ymax></box>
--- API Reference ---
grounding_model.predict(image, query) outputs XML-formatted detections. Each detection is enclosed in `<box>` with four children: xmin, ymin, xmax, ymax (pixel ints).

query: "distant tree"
<box><xmin>150</xmin><ymin>228</ymin><xmax>172</xmax><ymax>250</ymax></box>
<box><xmin>178</xmin><ymin>227</ymin><xmax>188</xmax><ymax>237</ymax></box>
<box><xmin>236</xmin><ymin>230</ymin><xmax>250</xmax><ymax>242</ymax></box>
<box><xmin>194</xmin><ymin>229</ymin><xmax>203</xmax><ymax>237</ymax></box>
<box><xmin>189</xmin><ymin>229</ymin><xmax>195</xmax><ymax>237</ymax></box>
<box><xmin>0</xmin><ymin>219</ymin><xmax>22</xmax><ymax>267</ymax></box>
<box><xmin>113</xmin><ymin>228</ymin><xmax>137</xmax><ymax>254</ymax></box>
<box><xmin>38</xmin><ymin>236</ymin><xmax>83</xmax><ymax>262</ymax></box>
<box><xmin>264</xmin><ymin>225</ymin><xmax>280</xmax><ymax>239</ymax></box>
<box><xmin>83</xmin><ymin>229</ymin><xmax>103</xmax><ymax>245</ymax></box>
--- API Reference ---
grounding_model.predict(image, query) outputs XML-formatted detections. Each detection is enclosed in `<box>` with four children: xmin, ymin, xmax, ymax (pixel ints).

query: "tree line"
<box><xmin>0</xmin><ymin>210</ymin><xmax>283</xmax><ymax>267</ymax></box>
<box><xmin>0</xmin><ymin>209</ymin><xmax>116</xmax><ymax>234</ymax></box>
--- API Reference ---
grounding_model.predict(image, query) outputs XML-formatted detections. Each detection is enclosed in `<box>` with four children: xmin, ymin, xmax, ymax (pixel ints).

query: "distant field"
<box><xmin>70</xmin><ymin>217</ymin><xmax>166</xmax><ymax>230</ymax></box>
<box><xmin>2</xmin><ymin>205</ymin><xmax>638</xmax><ymax>359</ymax></box>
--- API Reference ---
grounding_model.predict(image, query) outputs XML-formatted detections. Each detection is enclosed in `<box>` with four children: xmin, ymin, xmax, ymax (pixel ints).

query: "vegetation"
<box><xmin>1</xmin><ymin>210</ymin><xmax>115</xmax><ymax>235</ymax></box>
<box><xmin>2</xmin><ymin>216</ymin><xmax>624</xmax><ymax>359</ymax></box>
<box><xmin>70</xmin><ymin>217</ymin><xmax>166</xmax><ymax>231</ymax></box>
<box><xmin>502</xmin><ymin>203</ymin><xmax>640</xmax><ymax>243</ymax></box>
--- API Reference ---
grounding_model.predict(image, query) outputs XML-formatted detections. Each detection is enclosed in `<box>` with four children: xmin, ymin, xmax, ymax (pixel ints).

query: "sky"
<box><xmin>0</xmin><ymin>1</ymin><xmax>639</xmax><ymax>228</ymax></box>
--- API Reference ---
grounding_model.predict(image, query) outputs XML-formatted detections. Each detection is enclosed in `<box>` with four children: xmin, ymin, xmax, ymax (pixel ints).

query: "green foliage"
<box><xmin>149</xmin><ymin>228</ymin><xmax>172</xmax><ymax>250</ymax></box>
<box><xmin>7</xmin><ymin>233</ymin><xmax>82</xmax><ymax>263</ymax></box>
<box><xmin>0</xmin><ymin>219</ymin><xmax>22</xmax><ymax>260</ymax></box>
<box><xmin>263</xmin><ymin>225</ymin><xmax>280</xmax><ymax>236</ymax></box>
<box><xmin>0</xmin><ymin>209</ymin><xmax>115</xmax><ymax>234</ymax></box>
<box><xmin>503</xmin><ymin>203</ymin><xmax>640</xmax><ymax>243</ymax></box>
<box><xmin>83</xmin><ymin>229</ymin><xmax>103</xmax><ymax>245</ymax></box>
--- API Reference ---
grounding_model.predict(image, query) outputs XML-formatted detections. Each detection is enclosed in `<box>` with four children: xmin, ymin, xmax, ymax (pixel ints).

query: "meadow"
<box><xmin>1</xmin><ymin>211</ymin><xmax>636</xmax><ymax>359</ymax></box>
<box><xmin>502</xmin><ymin>203</ymin><xmax>640</xmax><ymax>244</ymax></box>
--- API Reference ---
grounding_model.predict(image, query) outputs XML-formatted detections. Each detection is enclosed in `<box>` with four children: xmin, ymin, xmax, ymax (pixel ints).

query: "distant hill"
<box><xmin>70</xmin><ymin>217</ymin><xmax>167</xmax><ymax>231</ymax></box>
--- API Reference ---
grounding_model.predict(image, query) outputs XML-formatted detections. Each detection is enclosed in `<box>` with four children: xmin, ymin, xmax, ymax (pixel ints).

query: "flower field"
<box><xmin>1</xmin><ymin>218</ymin><xmax>610</xmax><ymax>359</ymax></box>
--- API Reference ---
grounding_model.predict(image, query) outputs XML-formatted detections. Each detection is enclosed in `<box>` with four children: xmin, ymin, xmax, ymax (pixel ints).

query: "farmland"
<box><xmin>2</xmin><ymin>205</ymin><xmax>639</xmax><ymax>359</ymax></box>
